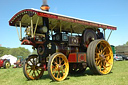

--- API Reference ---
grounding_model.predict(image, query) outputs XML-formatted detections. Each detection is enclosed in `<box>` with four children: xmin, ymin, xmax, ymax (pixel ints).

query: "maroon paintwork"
<box><xmin>0</xmin><ymin>59</ymin><xmax>5</xmax><ymax>67</ymax></box>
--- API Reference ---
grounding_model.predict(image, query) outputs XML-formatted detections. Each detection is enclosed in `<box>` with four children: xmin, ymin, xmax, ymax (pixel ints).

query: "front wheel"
<box><xmin>48</xmin><ymin>53</ymin><xmax>69</xmax><ymax>81</ymax></box>
<box><xmin>87</xmin><ymin>39</ymin><xmax>113</xmax><ymax>75</ymax></box>
<box><xmin>23</xmin><ymin>55</ymin><xmax>44</xmax><ymax>80</ymax></box>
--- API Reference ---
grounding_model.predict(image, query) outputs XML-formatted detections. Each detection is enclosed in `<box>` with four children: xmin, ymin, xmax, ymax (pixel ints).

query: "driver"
<box><xmin>96</xmin><ymin>29</ymin><xmax>104</xmax><ymax>39</ymax></box>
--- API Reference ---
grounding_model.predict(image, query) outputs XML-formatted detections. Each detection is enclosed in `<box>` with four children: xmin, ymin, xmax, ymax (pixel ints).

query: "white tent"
<box><xmin>1</xmin><ymin>55</ymin><xmax>17</xmax><ymax>65</ymax></box>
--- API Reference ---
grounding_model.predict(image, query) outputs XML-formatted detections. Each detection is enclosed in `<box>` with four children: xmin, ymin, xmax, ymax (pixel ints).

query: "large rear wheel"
<box><xmin>48</xmin><ymin>53</ymin><xmax>69</xmax><ymax>81</ymax></box>
<box><xmin>87</xmin><ymin>39</ymin><xmax>113</xmax><ymax>75</ymax></box>
<box><xmin>23</xmin><ymin>55</ymin><xmax>44</xmax><ymax>80</ymax></box>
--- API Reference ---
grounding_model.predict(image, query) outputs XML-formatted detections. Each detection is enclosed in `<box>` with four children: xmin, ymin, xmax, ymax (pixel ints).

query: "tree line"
<box><xmin>123</xmin><ymin>41</ymin><xmax>128</xmax><ymax>46</ymax></box>
<box><xmin>0</xmin><ymin>47</ymin><xmax>31</xmax><ymax>59</ymax></box>
<box><xmin>0</xmin><ymin>41</ymin><xmax>128</xmax><ymax>59</ymax></box>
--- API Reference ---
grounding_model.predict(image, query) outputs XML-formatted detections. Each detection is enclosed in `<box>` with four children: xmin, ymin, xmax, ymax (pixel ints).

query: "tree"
<box><xmin>123</xmin><ymin>41</ymin><xmax>128</xmax><ymax>46</ymax></box>
<box><xmin>9</xmin><ymin>47</ymin><xmax>30</xmax><ymax>59</ymax></box>
<box><xmin>126</xmin><ymin>41</ymin><xmax>128</xmax><ymax>45</ymax></box>
<box><xmin>0</xmin><ymin>47</ymin><xmax>10</xmax><ymax>57</ymax></box>
<box><xmin>0</xmin><ymin>47</ymin><xmax>31</xmax><ymax>59</ymax></box>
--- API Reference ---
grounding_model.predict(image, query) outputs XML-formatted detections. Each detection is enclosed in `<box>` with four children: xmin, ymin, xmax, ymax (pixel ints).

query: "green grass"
<box><xmin>0</xmin><ymin>61</ymin><xmax>128</xmax><ymax>85</ymax></box>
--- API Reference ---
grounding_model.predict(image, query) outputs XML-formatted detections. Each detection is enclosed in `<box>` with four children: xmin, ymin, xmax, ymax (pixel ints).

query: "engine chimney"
<box><xmin>40</xmin><ymin>0</ymin><xmax>50</xmax><ymax>11</ymax></box>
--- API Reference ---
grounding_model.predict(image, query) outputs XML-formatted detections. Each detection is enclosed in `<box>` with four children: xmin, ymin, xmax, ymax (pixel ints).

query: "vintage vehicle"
<box><xmin>9</xmin><ymin>0</ymin><xmax>117</xmax><ymax>81</ymax></box>
<box><xmin>122</xmin><ymin>55</ymin><xmax>128</xmax><ymax>60</ymax></box>
<box><xmin>0</xmin><ymin>59</ymin><xmax>11</xmax><ymax>69</ymax></box>
<box><xmin>113</xmin><ymin>54</ymin><xmax>123</xmax><ymax>61</ymax></box>
<box><xmin>13</xmin><ymin>56</ymin><xmax>24</xmax><ymax>68</ymax></box>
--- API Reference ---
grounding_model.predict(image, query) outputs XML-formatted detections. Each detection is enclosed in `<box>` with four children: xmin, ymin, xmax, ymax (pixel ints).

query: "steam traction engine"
<box><xmin>9</xmin><ymin>1</ymin><xmax>117</xmax><ymax>81</ymax></box>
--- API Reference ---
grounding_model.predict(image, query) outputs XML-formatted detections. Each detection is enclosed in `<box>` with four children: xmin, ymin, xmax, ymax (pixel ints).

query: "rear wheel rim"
<box><xmin>6</xmin><ymin>62</ymin><xmax>10</xmax><ymax>68</ymax></box>
<box><xmin>95</xmin><ymin>40</ymin><xmax>113</xmax><ymax>74</ymax></box>
<box><xmin>24</xmin><ymin>55</ymin><xmax>44</xmax><ymax>80</ymax></box>
<box><xmin>87</xmin><ymin>40</ymin><xmax>113</xmax><ymax>75</ymax></box>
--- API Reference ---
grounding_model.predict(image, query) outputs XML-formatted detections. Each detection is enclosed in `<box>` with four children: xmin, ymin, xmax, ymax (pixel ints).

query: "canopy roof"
<box><xmin>9</xmin><ymin>9</ymin><xmax>117</xmax><ymax>34</ymax></box>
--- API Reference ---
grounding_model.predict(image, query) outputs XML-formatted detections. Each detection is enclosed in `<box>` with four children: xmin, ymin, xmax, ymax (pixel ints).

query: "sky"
<box><xmin>0</xmin><ymin>0</ymin><xmax>128</xmax><ymax>52</ymax></box>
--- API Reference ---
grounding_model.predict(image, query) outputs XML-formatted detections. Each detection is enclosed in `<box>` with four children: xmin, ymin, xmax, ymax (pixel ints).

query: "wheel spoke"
<box><xmin>32</xmin><ymin>72</ymin><xmax>34</xmax><ymax>77</ymax></box>
<box><xmin>104</xmin><ymin>54</ymin><xmax>110</xmax><ymax>57</ymax></box>
<box><xmin>62</xmin><ymin>63</ymin><xmax>66</xmax><ymax>67</ymax></box>
<box><xmin>105</xmin><ymin>60</ymin><xmax>112</xmax><ymax>65</ymax></box>
<box><xmin>95</xmin><ymin>57</ymin><xmax>99</xmax><ymax>61</ymax></box>
<box><xmin>27</xmin><ymin>64</ymin><xmax>32</xmax><ymax>68</ymax></box>
<box><xmin>54</xmin><ymin>61</ymin><xmax>57</xmax><ymax>65</ymax></box>
<box><xmin>96</xmin><ymin>60</ymin><xmax>101</xmax><ymax>66</ymax></box>
<box><xmin>52</xmin><ymin>68</ymin><xmax>57</xmax><ymax>72</ymax></box>
<box><xmin>102</xmin><ymin>47</ymin><xmax>107</xmax><ymax>52</ymax></box>
<box><xmin>95</xmin><ymin>53</ymin><xmax>100</xmax><ymax>57</ymax></box>
<box><xmin>96</xmin><ymin>47</ymin><xmax>99</xmax><ymax>52</ymax></box>
<box><xmin>57</xmin><ymin>71</ymin><xmax>60</xmax><ymax>78</ymax></box>
<box><xmin>59</xmin><ymin>57</ymin><xmax>62</xmax><ymax>65</ymax></box>
<box><xmin>29</xmin><ymin>59</ymin><xmax>34</xmax><ymax>65</ymax></box>
<box><xmin>28</xmin><ymin>69</ymin><xmax>32</xmax><ymax>74</ymax></box>
<box><xmin>36</xmin><ymin>58</ymin><xmax>38</xmax><ymax>65</ymax></box>
<box><xmin>99</xmin><ymin>65</ymin><xmax>102</xmax><ymax>72</ymax></box>
<box><xmin>55</xmin><ymin>57</ymin><xmax>58</xmax><ymax>64</ymax></box>
<box><xmin>26</xmin><ymin>67</ymin><xmax>31</xmax><ymax>70</ymax></box>
<box><xmin>99</xmin><ymin>44</ymin><xmax>102</xmax><ymax>51</ymax></box>
<box><xmin>100</xmin><ymin>61</ymin><xmax>102</xmax><ymax>67</ymax></box>
<box><xmin>33</xmin><ymin>71</ymin><xmax>36</xmax><ymax>77</ymax></box>
<box><xmin>52</xmin><ymin>65</ymin><xmax>56</xmax><ymax>68</ymax></box>
<box><xmin>36</xmin><ymin>70</ymin><xmax>40</xmax><ymax>75</ymax></box>
<box><xmin>53</xmin><ymin>69</ymin><xmax>58</xmax><ymax>75</ymax></box>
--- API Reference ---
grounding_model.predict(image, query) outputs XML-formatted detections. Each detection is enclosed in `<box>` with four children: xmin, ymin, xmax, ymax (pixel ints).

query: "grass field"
<box><xmin>0</xmin><ymin>61</ymin><xmax>128</xmax><ymax>85</ymax></box>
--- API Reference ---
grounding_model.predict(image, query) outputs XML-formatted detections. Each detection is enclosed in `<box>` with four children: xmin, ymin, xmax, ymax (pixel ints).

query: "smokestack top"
<box><xmin>43</xmin><ymin>0</ymin><xmax>47</xmax><ymax>5</ymax></box>
<box><xmin>40</xmin><ymin>0</ymin><xmax>50</xmax><ymax>11</ymax></box>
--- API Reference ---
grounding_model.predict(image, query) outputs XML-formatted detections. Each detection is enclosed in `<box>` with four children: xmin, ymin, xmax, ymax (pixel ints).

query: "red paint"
<box><xmin>68</xmin><ymin>53</ymin><xmax>86</xmax><ymax>63</ymax></box>
<box><xmin>0</xmin><ymin>59</ymin><xmax>4</xmax><ymax>67</ymax></box>
<box><xmin>43</xmin><ymin>64</ymin><xmax>47</xmax><ymax>71</ymax></box>
<box><xmin>9</xmin><ymin>9</ymin><xmax>117</xmax><ymax>30</ymax></box>
<box><xmin>37</xmin><ymin>12</ymin><xmax>58</xmax><ymax>19</ymax></box>
<box><xmin>21</xmin><ymin>39</ymin><xmax>36</xmax><ymax>47</ymax></box>
<box><xmin>78</xmin><ymin>54</ymin><xmax>86</xmax><ymax>62</ymax></box>
<box><xmin>68</xmin><ymin>53</ymin><xmax>77</xmax><ymax>63</ymax></box>
<box><xmin>0</xmin><ymin>59</ymin><xmax>8</xmax><ymax>68</ymax></box>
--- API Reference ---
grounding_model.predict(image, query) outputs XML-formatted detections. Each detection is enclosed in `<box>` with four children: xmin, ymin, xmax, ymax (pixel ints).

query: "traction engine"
<box><xmin>9</xmin><ymin>0</ymin><xmax>116</xmax><ymax>81</ymax></box>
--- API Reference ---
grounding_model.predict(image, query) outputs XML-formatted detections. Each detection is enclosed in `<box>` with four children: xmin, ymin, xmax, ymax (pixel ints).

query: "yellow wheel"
<box><xmin>23</xmin><ymin>55</ymin><xmax>44</xmax><ymax>80</ymax></box>
<box><xmin>3</xmin><ymin>60</ymin><xmax>11</xmax><ymax>69</ymax></box>
<box><xmin>48</xmin><ymin>53</ymin><xmax>69</xmax><ymax>81</ymax></box>
<box><xmin>87</xmin><ymin>39</ymin><xmax>113</xmax><ymax>75</ymax></box>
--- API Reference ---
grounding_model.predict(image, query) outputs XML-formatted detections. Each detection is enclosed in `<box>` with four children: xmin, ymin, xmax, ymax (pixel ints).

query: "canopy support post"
<box><xmin>71</xmin><ymin>25</ymin><xmax>73</xmax><ymax>36</ymax></box>
<box><xmin>31</xmin><ymin>17</ymin><xmax>34</xmax><ymax>38</ymax></box>
<box><xmin>107</xmin><ymin>30</ymin><xmax>112</xmax><ymax>41</ymax></box>
<box><xmin>19</xmin><ymin>21</ymin><xmax>22</xmax><ymax>40</ymax></box>
<box><xmin>51</xmin><ymin>24</ymin><xmax>57</xmax><ymax>36</ymax></box>
<box><xmin>15</xmin><ymin>24</ymin><xmax>20</xmax><ymax>40</ymax></box>
<box><xmin>34</xmin><ymin>17</ymin><xmax>39</xmax><ymax>36</ymax></box>
<box><xmin>103</xmin><ymin>29</ymin><xmax>106</xmax><ymax>40</ymax></box>
<box><xmin>60</xmin><ymin>21</ymin><xmax>62</xmax><ymax>33</ymax></box>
